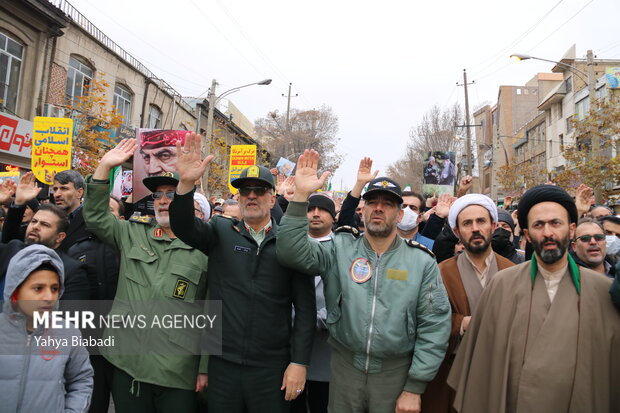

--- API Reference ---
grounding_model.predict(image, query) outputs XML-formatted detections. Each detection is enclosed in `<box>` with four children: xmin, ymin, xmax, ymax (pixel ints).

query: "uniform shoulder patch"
<box><xmin>129</xmin><ymin>213</ymin><xmax>154</xmax><ymax>225</ymax></box>
<box><xmin>334</xmin><ymin>225</ymin><xmax>360</xmax><ymax>238</ymax></box>
<box><xmin>405</xmin><ymin>239</ymin><xmax>435</xmax><ymax>258</ymax></box>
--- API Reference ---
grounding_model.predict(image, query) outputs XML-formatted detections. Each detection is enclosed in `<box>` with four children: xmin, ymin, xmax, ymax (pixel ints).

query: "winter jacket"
<box><xmin>0</xmin><ymin>245</ymin><xmax>93</xmax><ymax>413</ymax></box>
<box><xmin>277</xmin><ymin>201</ymin><xmax>451</xmax><ymax>394</ymax></box>
<box><xmin>169</xmin><ymin>189</ymin><xmax>316</xmax><ymax>369</ymax></box>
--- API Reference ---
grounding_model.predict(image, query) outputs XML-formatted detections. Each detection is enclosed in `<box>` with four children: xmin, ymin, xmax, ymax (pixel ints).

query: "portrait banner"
<box><xmin>31</xmin><ymin>117</ymin><xmax>73</xmax><ymax>185</ymax></box>
<box><xmin>228</xmin><ymin>145</ymin><xmax>257</xmax><ymax>194</ymax></box>
<box><xmin>133</xmin><ymin>129</ymin><xmax>188</xmax><ymax>203</ymax></box>
<box><xmin>422</xmin><ymin>151</ymin><xmax>455</xmax><ymax>197</ymax></box>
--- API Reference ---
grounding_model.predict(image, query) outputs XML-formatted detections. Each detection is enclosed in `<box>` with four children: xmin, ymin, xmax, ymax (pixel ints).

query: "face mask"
<box><xmin>606</xmin><ymin>235</ymin><xmax>620</xmax><ymax>256</ymax></box>
<box><xmin>397</xmin><ymin>207</ymin><xmax>419</xmax><ymax>231</ymax></box>
<box><xmin>491</xmin><ymin>227</ymin><xmax>513</xmax><ymax>252</ymax></box>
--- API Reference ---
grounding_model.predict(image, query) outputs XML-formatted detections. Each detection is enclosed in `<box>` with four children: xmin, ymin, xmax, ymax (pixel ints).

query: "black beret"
<box><xmin>517</xmin><ymin>185</ymin><xmax>578</xmax><ymax>229</ymax></box>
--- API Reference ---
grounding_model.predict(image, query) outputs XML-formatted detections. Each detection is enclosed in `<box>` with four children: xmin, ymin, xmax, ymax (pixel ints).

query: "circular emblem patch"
<box><xmin>350</xmin><ymin>258</ymin><xmax>372</xmax><ymax>284</ymax></box>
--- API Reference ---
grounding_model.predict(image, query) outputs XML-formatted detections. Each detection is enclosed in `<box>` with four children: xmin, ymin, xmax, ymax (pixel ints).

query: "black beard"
<box><xmin>464</xmin><ymin>233</ymin><xmax>491</xmax><ymax>254</ymax></box>
<box><xmin>532</xmin><ymin>234</ymin><xmax>569</xmax><ymax>264</ymax></box>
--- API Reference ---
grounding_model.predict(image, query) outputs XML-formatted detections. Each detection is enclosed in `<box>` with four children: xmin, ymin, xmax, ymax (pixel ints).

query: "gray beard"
<box><xmin>365</xmin><ymin>222</ymin><xmax>393</xmax><ymax>238</ymax></box>
<box><xmin>533</xmin><ymin>235</ymin><xmax>569</xmax><ymax>264</ymax></box>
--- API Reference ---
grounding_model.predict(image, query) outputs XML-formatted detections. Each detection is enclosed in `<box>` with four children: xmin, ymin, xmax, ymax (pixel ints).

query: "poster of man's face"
<box><xmin>133</xmin><ymin>129</ymin><xmax>187</xmax><ymax>203</ymax></box>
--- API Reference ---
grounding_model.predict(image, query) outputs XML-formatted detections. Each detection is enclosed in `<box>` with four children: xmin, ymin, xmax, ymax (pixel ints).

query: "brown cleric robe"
<box><xmin>422</xmin><ymin>252</ymin><xmax>514</xmax><ymax>413</ymax></box>
<box><xmin>447</xmin><ymin>260</ymin><xmax>620</xmax><ymax>413</ymax></box>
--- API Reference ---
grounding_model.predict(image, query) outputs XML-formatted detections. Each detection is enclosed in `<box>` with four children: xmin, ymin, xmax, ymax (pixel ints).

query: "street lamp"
<box><xmin>509</xmin><ymin>53</ymin><xmax>588</xmax><ymax>82</ymax></box>
<box><xmin>510</xmin><ymin>50</ymin><xmax>601</xmax><ymax>203</ymax></box>
<box><xmin>197</xmin><ymin>78</ymin><xmax>272</xmax><ymax>194</ymax></box>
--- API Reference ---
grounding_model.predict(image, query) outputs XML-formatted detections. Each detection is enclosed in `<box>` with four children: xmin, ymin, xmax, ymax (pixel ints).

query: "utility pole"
<box><xmin>282</xmin><ymin>83</ymin><xmax>298</xmax><ymax>158</ymax></box>
<box><xmin>587</xmin><ymin>50</ymin><xmax>602</xmax><ymax>204</ymax></box>
<box><xmin>203</xmin><ymin>79</ymin><xmax>218</xmax><ymax>195</ymax></box>
<box><xmin>457</xmin><ymin>69</ymin><xmax>474</xmax><ymax>176</ymax></box>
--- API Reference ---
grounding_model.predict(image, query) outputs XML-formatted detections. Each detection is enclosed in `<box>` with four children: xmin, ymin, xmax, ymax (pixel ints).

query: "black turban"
<box><xmin>517</xmin><ymin>185</ymin><xmax>578</xmax><ymax>230</ymax></box>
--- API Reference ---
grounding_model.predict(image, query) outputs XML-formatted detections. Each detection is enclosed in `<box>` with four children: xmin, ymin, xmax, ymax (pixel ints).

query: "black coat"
<box><xmin>169</xmin><ymin>189</ymin><xmax>316</xmax><ymax>369</ymax></box>
<box><xmin>57</xmin><ymin>208</ymin><xmax>121</xmax><ymax>300</ymax></box>
<box><xmin>0</xmin><ymin>239</ymin><xmax>91</xmax><ymax>301</ymax></box>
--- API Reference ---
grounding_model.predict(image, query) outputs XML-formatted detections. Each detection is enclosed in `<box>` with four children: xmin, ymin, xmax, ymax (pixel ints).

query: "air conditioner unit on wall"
<box><xmin>44</xmin><ymin>104</ymin><xmax>65</xmax><ymax>118</ymax></box>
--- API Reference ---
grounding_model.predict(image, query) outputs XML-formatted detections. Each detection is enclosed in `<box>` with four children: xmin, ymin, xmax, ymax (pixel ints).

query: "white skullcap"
<box><xmin>448</xmin><ymin>193</ymin><xmax>498</xmax><ymax>230</ymax></box>
<box><xmin>193</xmin><ymin>192</ymin><xmax>211</xmax><ymax>221</ymax></box>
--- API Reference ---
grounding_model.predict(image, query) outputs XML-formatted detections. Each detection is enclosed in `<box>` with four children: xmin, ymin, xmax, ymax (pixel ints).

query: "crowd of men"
<box><xmin>0</xmin><ymin>132</ymin><xmax>619</xmax><ymax>413</ymax></box>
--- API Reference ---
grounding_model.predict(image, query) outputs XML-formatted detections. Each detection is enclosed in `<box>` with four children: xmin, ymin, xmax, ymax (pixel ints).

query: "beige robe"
<box><xmin>447</xmin><ymin>261</ymin><xmax>620</xmax><ymax>413</ymax></box>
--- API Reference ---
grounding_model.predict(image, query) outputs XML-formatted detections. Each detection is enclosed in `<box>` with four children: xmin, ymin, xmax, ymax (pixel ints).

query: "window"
<box><xmin>147</xmin><ymin>105</ymin><xmax>162</xmax><ymax>128</ymax></box>
<box><xmin>575</xmin><ymin>98</ymin><xmax>590</xmax><ymax>121</ymax></box>
<box><xmin>566</xmin><ymin>115</ymin><xmax>573</xmax><ymax>134</ymax></box>
<box><xmin>565</xmin><ymin>76</ymin><xmax>572</xmax><ymax>93</ymax></box>
<box><xmin>113</xmin><ymin>84</ymin><xmax>132</xmax><ymax>123</ymax></box>
<box><xmin>557</xmin><ymin>103</ymin><xmax>563</xmax><ymax>120</ymax></box>
<box><xmin>559</xmin><ymin>133</ymin><xmax>564</xmax><ymax>148</ymax></box>
<box><xmin>0</xmin><ymin>32</ymin><xmax>24</xmax><ymax>113</ymax></box>
<box><xmin>65</xmin><ymin>56</ymin><xmax>93</xmax><ymax>103</ymax></box>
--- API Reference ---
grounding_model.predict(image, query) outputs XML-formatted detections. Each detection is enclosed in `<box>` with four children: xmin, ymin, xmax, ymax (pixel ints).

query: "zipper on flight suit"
<box><xmin>364</xmin><ymin>253</ymin><xmax>382</xmax><ymax>372</ymax></box>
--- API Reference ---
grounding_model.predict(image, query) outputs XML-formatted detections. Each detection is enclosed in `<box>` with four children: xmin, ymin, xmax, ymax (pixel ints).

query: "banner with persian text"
<box><xmin>31</xmin><ymin>117</ymin><xmax>73</xmax><ymax>185</ymax></box>
<box><xmin>228</xmin><ymin>145</ymin><xmax>256</xmax><ymax>194</ymax></box>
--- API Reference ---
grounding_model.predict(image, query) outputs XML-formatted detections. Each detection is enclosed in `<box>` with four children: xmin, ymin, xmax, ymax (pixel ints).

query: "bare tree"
<box><xmin>387</xmin><ymin>103</ymin><xmax>464</xmax><ymax>190</ymax></box>
<box><xmin>255</xmin><ymin>105</ymin><xmax>343</xmax><ymax>173</ymax></box>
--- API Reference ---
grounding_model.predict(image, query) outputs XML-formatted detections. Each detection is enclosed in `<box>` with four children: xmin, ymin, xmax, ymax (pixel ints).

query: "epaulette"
<box><xmin>129</xmin><ymin>213</ymin><xmax>154</xmax><ymax>225</ymax></box>
<box><xmin>334</xmin><ymin>225</ymin><xmax>360</xmax><ymax>238</ymax></box>
<box><xmin>405</xmin><ymin>239</ymin><xmax>435</xmax><ymax>258</ymax></box>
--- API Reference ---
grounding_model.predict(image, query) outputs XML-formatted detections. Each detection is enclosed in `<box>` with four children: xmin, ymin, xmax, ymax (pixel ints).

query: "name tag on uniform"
<box><xmin>234</xmin><ymin>245</ymin><xmax>251</xmax><ymax>254</ymax></box>
<box><xmin>386</xmin><ymin>269</ymin><xmax>408</xmax><ymax>281</ymax></box>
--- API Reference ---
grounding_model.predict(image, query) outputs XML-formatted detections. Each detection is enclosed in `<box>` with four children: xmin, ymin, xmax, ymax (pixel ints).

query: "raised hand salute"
<box><xmin>93</xmin><ymin>138</ymin><xmax>138</xmax><ymax>180</ymax></box>
<box><xmin>291</xmin><ymin>149</ymin><xmax>330</xmax><ymax>202</ymax></box>
<box><xmin>175</xmin><ymin>132</ymin><xmax>214</xmax><ymax>194</ymax></box>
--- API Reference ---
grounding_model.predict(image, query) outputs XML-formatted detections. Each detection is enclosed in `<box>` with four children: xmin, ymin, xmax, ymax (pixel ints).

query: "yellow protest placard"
<box><xmin>228</xmin><ymin>145</ymin><xmax>256</xmax><ymax>194</ymax></box>
<box><xmin>31</xmin><ymin>117</ymin><xmax>73</xmax><ymax>184</ymax></box>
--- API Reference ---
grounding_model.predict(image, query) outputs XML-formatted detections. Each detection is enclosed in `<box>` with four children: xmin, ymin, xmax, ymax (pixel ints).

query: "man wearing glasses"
<box><xmin>169</xmin><ymin>132</ymin><xmax>315</xmax><ymax>413</ymax></box>
<box><xmin>570</xmin><ymin>218</ymin><xmax>614</xmax><ymax>278</ymax></box>
<box><xmin>83</xmin><ymin>139</ymin><xmax>210</xmax><ymax>412</ymax></box>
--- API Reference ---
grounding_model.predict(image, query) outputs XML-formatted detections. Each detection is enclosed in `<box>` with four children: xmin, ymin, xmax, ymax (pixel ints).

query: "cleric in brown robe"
<box><xmin>423</xmin><ymin>194</ymin><xmax>514</xmax><ymax>413</ymax></box>
<box><xmin>447</xmin><ymin>185</ymin><xmax>620</xmax><ymax>413</ymax></box>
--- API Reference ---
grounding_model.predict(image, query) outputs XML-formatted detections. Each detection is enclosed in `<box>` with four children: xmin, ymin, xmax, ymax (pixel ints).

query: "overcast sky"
<box><xmin>68</xmin><ymin>0</ymin><xmax>619</xmax><ymax>190</ymax></box>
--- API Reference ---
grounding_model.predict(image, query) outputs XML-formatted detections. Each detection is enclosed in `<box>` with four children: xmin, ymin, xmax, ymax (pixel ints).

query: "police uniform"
<box><xmin>83</xmin><ymin>174</ymin><xmax>209</xmax><ymax>413</ymax></box>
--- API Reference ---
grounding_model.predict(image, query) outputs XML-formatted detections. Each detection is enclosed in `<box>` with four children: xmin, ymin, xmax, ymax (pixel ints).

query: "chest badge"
<box><xmin>173</xmin><ymin>279</ymin><xmax>189</xmax><ymax>299</ymax></box>
<box><xmin>350</xmin><ymin>257</ymin><xmax>372</xmax><ymax>284</ymax></box>
<box><xmin>153</xmin><ymin>228</ymin><xmax>163</xmax><ymax>238</ymax></box>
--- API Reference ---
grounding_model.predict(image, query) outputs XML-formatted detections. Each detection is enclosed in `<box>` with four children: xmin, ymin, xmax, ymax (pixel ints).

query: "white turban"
<box><xmin>448</xmin><ymin>193</ymin><xmax>498</xmax><ymax>231</ymax></box>
<box><xmin>193</xmin><ymin>192</ymin><xmax>211</xmax><ymax>221</ymax></box>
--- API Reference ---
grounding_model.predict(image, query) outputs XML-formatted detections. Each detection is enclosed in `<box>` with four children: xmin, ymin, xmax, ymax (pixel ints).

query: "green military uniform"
<box><xmin>82</xmin><ymin>177</ymin><xmax>209</xmax><ymax>411</ymax></box>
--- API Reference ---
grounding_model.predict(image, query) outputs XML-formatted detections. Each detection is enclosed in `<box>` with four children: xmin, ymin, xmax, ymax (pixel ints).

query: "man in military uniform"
<box><xmin>168</xmin><ymin>132</ymin><xmax>315</xmax><ymax>413</ymax></box>
<box><xmin>277</xmin><ymin>149</ymin><xmax>451</xmax><ymax>413</ymax></box>
<box><xmin>83</xmin><ymin>139</ymin><xmax>209</xmax><ymax>413</ymax></box>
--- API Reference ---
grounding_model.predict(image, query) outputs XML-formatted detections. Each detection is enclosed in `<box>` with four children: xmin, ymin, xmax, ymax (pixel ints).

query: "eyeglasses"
<box><xmin>239</xmin><ymin>186</ymin><xmax>269</xmax><ymax>197</ymax></box>
<box><xmin>575</xmin><ymin>234</ymin><xmax>606</xmax><ymax>243</ymax></box>
<box><xmin>152</xmin><ymin>191</ymin><xmax>175</xmax><ymax>200</ymax></box>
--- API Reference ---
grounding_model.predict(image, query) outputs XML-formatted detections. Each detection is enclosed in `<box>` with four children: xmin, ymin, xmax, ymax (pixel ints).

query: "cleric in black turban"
<box><xmin>517</xmin><ymin>184</ymin><xmax>578</xmax><ymax>230</ymax></box>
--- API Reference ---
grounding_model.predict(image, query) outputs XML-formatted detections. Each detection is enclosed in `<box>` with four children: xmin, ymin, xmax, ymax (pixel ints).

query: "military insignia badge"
<box><xmin>247</xmin><ymin>166</ymin><xmax>260</xmax><ymax>178</ymax></box>
<box><xmin>161</xmin><ymin>171</ymin><xmax>174</xmax><ymax>177</ymax></box>
<box><xmin>350</xmin><ymin>257</ymin><xmax>372</xmax><ymax>284</ymax></box>
<box><xmin>173</xmin><ymin>279</ymin><xmax>189</xmax><ymax>299</ymax></box>
<box><xmin>153</xmin><ymin>228</ymin><xmax>163</xmax><ymax>238</ymax></box>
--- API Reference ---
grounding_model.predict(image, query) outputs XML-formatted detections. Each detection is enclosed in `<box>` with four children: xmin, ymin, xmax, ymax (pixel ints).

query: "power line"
<box><xmin>526</xmin><ymin>0</ymin><xmax>594</xmax><ymax>52</ymax></box>
<box><xmin>188</xmin><ymin>0</ymin><xmax>269</xmax><ymax>80</ymax></box>
<box><xmin>213</xmin><ymin>0</ymin><xmax>290</xmax><ymax>85</ymax></box>
<box><xmin>468</xmin><ymin>0</ymin><xmax>564</xmax><ymax>73</ymax></box>
<box><xmin>72</xmin><ymin>0</ymin><xmax>210</xmax><ymax>89</ymax></box>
